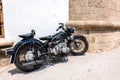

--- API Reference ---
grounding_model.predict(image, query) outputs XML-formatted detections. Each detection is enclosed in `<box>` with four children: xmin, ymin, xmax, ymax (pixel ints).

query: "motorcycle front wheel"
<box><xmin>69</xmin><ymin>35</ymin><xmax>89</xmax><ymax>55</ymax></box>
<box><xmin>14</xmin><ymin>42</ymin><xmax>46</xmax><ymax>72</ymax></box>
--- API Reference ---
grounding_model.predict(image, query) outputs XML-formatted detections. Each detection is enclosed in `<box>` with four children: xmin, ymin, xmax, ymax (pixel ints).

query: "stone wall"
<box><xmin>68</xmin><ymin>0</ymin><xmax>120</xmax><ymax>53</ymax></box>
<box><xmin>69</xmin><ymin>0</ymin><xmax>120</xmax><ymax>21</ymax></box>
<box><xmin>75</xmin><ymin>30</ymin><xmax>120</xmax><ymax>53</ymax></box>
<box><xmin>0</xmin><ymin>54</ymin><xmax>10</xmax><ymax>66</ymax></box>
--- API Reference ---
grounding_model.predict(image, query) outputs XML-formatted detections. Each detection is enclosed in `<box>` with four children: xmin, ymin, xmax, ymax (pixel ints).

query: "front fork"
<box><xmin>68</xmin><ymin>35</ymin><xmax>81</xmax><ymax>49</ymax></box>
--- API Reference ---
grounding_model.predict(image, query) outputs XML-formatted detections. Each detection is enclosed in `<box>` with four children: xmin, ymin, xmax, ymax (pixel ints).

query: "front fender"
<box><xmin>10</xmin><ymin>38</ymin><xmax>44</xmax><ymax>63</ymax></box>
<box><xmin>67</xmin><ymin>35</ymin><xmax>87</xmax><ymax>46</ymax></box>
<box><xmin>74</xmin><ymin>35</ymin><xmax>87</xmax><ymax>40</ymax></box>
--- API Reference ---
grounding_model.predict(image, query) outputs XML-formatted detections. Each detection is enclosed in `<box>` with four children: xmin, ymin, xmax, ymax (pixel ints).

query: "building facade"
<box><xmin>1</xmin><ymin>0</ymin><xmax>120</xmax><ymax>52</ymax></box>
<box><xmin>2</xmin><ymin>0</ymin><xmax>69</xmax><ymax>43</ymax></box>
<box><xmin>68</xmin><ymin>0</ymin><xmax>120</xmax><ymax>52</ymax></box>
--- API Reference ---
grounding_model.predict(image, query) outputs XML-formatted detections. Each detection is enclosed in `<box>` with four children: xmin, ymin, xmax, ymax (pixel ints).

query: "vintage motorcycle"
<box><xmin>6</xmin><ymin>23</ymin><xmax>89</xmax><ymax>72</ymax></box>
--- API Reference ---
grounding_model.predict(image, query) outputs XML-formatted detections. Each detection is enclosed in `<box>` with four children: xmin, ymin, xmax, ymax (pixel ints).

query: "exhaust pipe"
<box><xmin>22</xmin><ymin>60</ymin><xmax>44</xmax><ymax>66</ymax></box>
<box><xmin>5</xmin><ymin>48</ymin><xmax>14</xmax><ymax>55</ymax></box>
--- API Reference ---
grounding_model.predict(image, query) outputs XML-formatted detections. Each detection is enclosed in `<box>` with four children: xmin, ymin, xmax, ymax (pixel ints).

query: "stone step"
<box><xmin>67</xmin><ymin>21</ymin><xmax>120</xmax><ymax>30</ymax></box>
<box><xmin>0</xmin><ymin>38</ymin><xmax>13</xmax><ymax>54</ymax></box>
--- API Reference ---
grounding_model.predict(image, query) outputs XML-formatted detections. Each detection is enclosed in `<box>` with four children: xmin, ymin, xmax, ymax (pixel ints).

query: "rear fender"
<box><xmin>10</xmin><ymin>38</ymin><xmax>44</xmax><ymax>63</ymax></box>
<box><xmin>74</xmin><ymin>35</ymin><xmax>87</xmax><ymax>40</ymax></box>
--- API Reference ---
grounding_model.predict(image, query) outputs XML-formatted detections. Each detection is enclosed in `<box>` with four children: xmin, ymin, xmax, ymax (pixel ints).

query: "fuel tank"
<box><xmin>52</xmin><ymin>31</ymin><xmax>67</xmax><ymax>41</ymax></box>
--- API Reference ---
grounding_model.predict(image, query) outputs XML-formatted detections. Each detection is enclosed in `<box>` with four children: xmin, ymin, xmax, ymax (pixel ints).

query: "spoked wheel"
<box><xmin>69</xmin><ymin>36</ymin><xmax>89</xmax><ymax>55</ymax></box>
<box><xmin>14</xmin><ymin>42</ymin><xmax>46</xmax><ymax>72</ymax></box>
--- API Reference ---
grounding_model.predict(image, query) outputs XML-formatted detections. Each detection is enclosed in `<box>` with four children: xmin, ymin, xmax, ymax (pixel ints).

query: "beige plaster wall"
<box><xmin>69</xmin><ymin>0</ymin><xmax>120</xmax><ymax>22</ymax></box>
<box><xmin>69</xmin><ymin>0</ymin><xmax>120</xmax><ymax>53</ymax></box>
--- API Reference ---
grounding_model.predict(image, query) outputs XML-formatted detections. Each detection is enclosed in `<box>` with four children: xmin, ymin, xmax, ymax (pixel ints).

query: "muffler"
<box><xmin>22</xmin><ymin>60</ymin><xmax>44</xmax><ymax>66</ymax></box>
<box><xmin>5</xmin><ymin>48</ymin><xmax>14</xmax><ymax>55</ymax></box>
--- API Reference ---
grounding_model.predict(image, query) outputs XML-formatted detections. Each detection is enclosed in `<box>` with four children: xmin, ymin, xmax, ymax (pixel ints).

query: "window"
<box><xmin>0</xmin><ymin>1</ymin><xmax>4</xmax><ymax>38</ymax></box>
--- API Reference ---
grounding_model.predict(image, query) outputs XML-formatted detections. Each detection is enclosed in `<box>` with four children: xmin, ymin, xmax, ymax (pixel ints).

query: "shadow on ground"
<box><xmin>8</xmin><ymin>59</ymin><xmax>68</xmax><ymax>75</ymax></box>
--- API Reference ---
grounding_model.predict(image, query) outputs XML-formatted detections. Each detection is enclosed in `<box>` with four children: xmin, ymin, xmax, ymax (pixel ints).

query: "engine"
<box><xmin>51</xmin><ymin>43</ymin><xmax>70</xmax><ymax>55</ymax></box>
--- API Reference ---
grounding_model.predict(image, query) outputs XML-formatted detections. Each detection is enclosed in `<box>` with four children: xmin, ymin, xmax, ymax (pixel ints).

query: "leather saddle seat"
<box><xmin>39</xmin><ymin>35</ymin><xmax>52</xmax><ymax>40</ymax></box>
<box><xmin>19</xmin><ymin>33</ymin><xmax>33</xmax><ymax>39</ymax></box>
<box><xmin>19</xmin><ymin>30</ymin><xmax>35</xmax><ymax>39</ymax></box>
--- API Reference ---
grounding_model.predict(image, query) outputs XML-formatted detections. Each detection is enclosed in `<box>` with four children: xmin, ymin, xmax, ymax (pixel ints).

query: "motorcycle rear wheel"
<box><xmin>14</xmin><ymin>43</ymin><xmax>46</xmax><ymax>72</ymax></box>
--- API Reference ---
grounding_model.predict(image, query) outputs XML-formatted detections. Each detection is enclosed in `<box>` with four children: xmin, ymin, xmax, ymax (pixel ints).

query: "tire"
<box><xmin>14</xmin><ymin>42</ymin><xmax>46</xmax><ymax>72</ymax></box>
<box><xmin>69</xmin><ymin>35</ymin><xmax>89</xmax><ymax>55</ymax></box>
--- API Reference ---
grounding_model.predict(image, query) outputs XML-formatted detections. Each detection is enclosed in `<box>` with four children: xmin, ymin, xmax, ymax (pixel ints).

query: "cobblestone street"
<box><xmin>0</xmin><ymin>47</ymin><xmax>120</xmax><ymax>80</ymax></box>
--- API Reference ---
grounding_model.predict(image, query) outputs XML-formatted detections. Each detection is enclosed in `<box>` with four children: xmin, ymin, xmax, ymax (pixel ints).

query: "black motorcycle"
<box><xmin>6</xmin><ymin>23</ymin><xmax>88</xmax><ymax>72</ymax></box>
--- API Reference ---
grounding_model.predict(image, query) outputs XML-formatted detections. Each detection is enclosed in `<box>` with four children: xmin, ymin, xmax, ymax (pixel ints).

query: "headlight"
<box><xmin>73</xmin><ymin>27</ymin><xmax>75</xmax><ymax>31</ymax></box>
<box><xmin>71</xmin><ymin>27</ymin><xmax>75</xmax><ymax>33</ymax></box>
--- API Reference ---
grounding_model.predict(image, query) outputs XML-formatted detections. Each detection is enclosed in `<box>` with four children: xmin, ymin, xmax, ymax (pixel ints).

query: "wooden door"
<box><xmin>0</xmin><ymin>0</ymin><xmax>4</xmax><ymax>38</ymax></box>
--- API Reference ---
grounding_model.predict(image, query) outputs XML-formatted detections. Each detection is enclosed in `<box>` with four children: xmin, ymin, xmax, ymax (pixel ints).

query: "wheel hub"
<box><xmin>76</xmin><ymin>42</ymin><xmax>82</xmax><ymax>49</ymax></box>
<box><xmin>25</xmin><ymin>51</ymin><xmax>34</xmax><ymax>61</ymax></box>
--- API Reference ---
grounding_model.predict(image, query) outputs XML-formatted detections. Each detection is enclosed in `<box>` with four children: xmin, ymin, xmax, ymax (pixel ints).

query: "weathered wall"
<box><xmin>69</xmin><ymin>0</ymin><xmax>120</xmax><ymax>21</ymax></box>
<box><xmin>2</xmin><ymin>0</ymin><xmax>69</xmax><ymax>43</ymax></box>
<box><xmin>74</xmin><ymin>30</ymin><xmax>120</xmax><ymax>53</ymax></box>
<box><xmin>68</xmin><ymin>0</ymin><xmax>120</xmax><ymax>53</ymax></box>
<box><xmin>2</xmin><ymin>0</ymin><xmax>120</xmax><ymax>53</ymax></box>
<box><xmin>0</xmin><ymin>0</ymin><xmax>69</xmax><ymax>66</ymax></box>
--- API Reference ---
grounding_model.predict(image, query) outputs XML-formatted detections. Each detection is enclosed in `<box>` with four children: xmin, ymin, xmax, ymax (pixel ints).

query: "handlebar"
<box><xmin>56</xmin><ymin>23</ymin><xmax>65</xmax><ymax>31</ymax></box>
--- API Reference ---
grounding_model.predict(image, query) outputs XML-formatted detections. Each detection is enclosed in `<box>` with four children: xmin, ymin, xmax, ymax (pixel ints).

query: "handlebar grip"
<box><xmin>56</xmin><ymin>23</ymin><xmax>65</xmax><ymax>31</ymax></box>
<box><xmin>59</xmin><ymin>23</ymin><xmax>64</xmax><ymax>26</ymax></box>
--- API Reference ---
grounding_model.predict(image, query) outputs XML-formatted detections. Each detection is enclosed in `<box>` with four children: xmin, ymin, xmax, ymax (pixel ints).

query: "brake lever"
<box><xmin>56</xmin><ymin>23</ymin><xmax>65</xmax><ymax>31</ymax></box>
